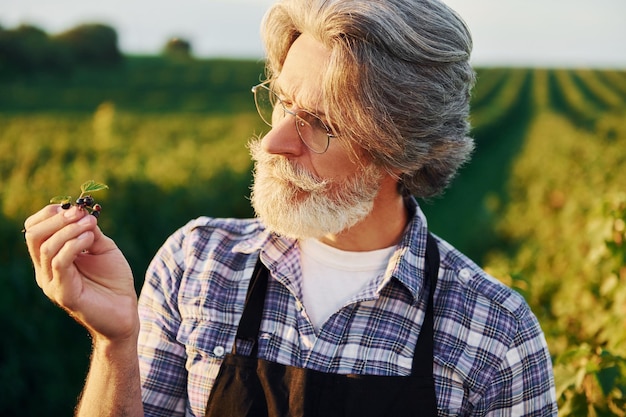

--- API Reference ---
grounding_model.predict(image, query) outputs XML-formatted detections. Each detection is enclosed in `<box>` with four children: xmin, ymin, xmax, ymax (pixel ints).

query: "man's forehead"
<box><xmin>275</xmin><ymin>33</ymin><xmax>330</xmax><ymax>110</ymax></box>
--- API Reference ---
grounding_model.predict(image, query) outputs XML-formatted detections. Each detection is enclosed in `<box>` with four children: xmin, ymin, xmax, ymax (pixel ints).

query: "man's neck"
<box><xmin>318</xmin><ymin>176</ymin><xmax>409</xmax><ymax>252</ymax></box>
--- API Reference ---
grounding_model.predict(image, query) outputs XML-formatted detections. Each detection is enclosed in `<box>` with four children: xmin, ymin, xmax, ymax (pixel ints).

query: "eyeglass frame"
<box><xmin>251</xmin><ymin>81</ymin><xmax>337</xmax><ymax>154</ymax></box>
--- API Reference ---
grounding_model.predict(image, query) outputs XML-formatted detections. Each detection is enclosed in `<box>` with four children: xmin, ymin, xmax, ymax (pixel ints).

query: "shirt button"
<box><xmin>213</xmin><ymin>346</ymin><xmax>225</xmax><ymax>357</ymax></box>
<box><xmin>459</xmin><ymin>268</ymin><xmax>471</xmax><ymax>282</ymax></box>
<box><xmin>295</xmin><ymin>301</ymin><xmax>303</xmax><ymax>311</ymax></box>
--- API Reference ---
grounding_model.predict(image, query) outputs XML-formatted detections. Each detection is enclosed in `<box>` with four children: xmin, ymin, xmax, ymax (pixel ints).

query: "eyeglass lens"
<box><xmin>254</xmin><ymin>85</ymin><xmax>330</xmax><ymax>154</ymax></box>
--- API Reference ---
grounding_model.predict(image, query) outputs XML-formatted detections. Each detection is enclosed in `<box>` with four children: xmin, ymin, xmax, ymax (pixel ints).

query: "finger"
<box><xmin>24</xmin><ymin>205</ymin><xmax>69</xmax><ymax>279</ymax></box>
<box><xmin>24</xmin><ymin>204</ymin><xmax>65</xmax><ymax>231</ymax></box>
<box><xmin>46</xmin><ymin>230</ymin><xmax>96</xmax><ymax>307</ymax></box>
<box><xmin>36</xmin><ymin>209</ymin><xmax>97</xmax><ymax>287</ymax></box>
<box><xmin>26</xmin><ymin>206</ymin><xmax>89</xmax><ymax>259</ymax></box>
<box><xmin>23</xmin><ymin>205</ymin><xmax>62</xmax><ymax>250</ymax></box>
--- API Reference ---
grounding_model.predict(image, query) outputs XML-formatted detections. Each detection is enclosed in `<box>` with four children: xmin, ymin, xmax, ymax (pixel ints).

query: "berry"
<box><xmin>91</xmin><ymin>210</ymin><xmax>100</xmax><ymax>219</ymax></box>
<box><xmin>51</xmin><ymin>181</ymin><xmax>109</xmax><ymax>219</ymax></box>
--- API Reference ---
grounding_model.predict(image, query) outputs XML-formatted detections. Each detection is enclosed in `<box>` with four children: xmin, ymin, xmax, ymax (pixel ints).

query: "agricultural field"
<box><xmin>0</xmin><ymin>60</ymin><xmax>625</xmax><ymax>416</ymax></box>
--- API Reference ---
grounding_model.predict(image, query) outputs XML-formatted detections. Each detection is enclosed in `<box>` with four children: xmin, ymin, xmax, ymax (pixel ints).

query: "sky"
<box><xmin>2</xmin><ymin>0</ymin><xmax>626</xmax><ymax>68</ymax></box>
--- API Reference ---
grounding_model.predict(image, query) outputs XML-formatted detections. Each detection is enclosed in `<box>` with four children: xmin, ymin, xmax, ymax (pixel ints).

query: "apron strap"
<box><xmin>411</xmin><ymin>232</ymin><xmax>440</xmax><ymax>377</ymax></box>
<box><xmin>233</xmin><ymin>258</ymin><xmax>269</xmax><ymax>356</ymax></box>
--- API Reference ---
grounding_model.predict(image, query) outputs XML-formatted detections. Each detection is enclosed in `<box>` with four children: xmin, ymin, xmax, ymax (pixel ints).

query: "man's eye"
<box><xmin>315</xmin><ymin>117</ymin><xmax>330</xmax><ymax>130</ymax></box>
<box><xmin>308</xmin><ymin>114</ymin><xmax>329</xmax><ymax>131</ymax></box>
<box><xmin>296</xmin><ymin>114</ymin><xmax>313</xmax><ymax>128</ymax></box>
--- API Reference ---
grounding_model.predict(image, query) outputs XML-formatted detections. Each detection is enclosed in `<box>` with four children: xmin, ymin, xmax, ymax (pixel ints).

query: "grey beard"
<box><xmin>248</xmin><ymin>139</ymin><xmax>382</xmax><ymax>240</ymax></box>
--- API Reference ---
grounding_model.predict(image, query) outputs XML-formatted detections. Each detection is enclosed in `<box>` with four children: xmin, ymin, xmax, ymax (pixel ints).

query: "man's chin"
<box><xmin>253</xmin><ymin>194</ymin><xmax>375</xmax><ymax>241</ymax></box>
<box><xmin>250</xmin><ymin>154</ymin><xmax>382</xmax><ymax>241</ymax></box>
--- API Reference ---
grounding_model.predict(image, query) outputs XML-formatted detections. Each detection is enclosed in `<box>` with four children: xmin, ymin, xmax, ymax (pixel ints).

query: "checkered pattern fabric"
<box><xmin>137</xmin><ymin>198</ymin><xmax>557</xmax><ymax>416</ymax></box>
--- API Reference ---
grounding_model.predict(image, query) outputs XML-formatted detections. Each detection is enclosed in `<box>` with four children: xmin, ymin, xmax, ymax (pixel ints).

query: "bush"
<box><xmin>0</xmin><ymin>23</ymin><xmax>122</xmax><ymax>76</ymax></box>
<box><xmin>53</xmin><ymin>23</ymin><xmax>122</xmax><ymax>67</ymax></box>
<box><xmin>163</xmin><ymin>37</ymin><xmax>193</xmax><ymax>60</ymax></box>
<box><xmin>0</xmin><ymin>24</ymin><xmax>72</xmax><ymax>74</ymax></box>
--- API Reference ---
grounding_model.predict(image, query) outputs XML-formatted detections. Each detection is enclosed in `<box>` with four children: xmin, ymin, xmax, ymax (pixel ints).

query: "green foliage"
<box><xmin>0</xmin><ymin>106</ymin><xmax>262</xmax><ymax>415</ymax></box>
<box><xmin>0</xmin><ymin>24</ymin><xmax>73</xmax><ymax>74</ymax></box>
<box><xmin>555</xmin><ymin>345</ymin><xmax>626</xmax><ymax>416</ymax></box>
<box><xmin>0</xmin><ymin>23</ymin><xmax>122</xmax><ymax>76</ymax></box>
<box><xmin>50</xmin><ymin>180</ymin><xmax>109</xmax><ymax>204</ymax></box>
<box><xmin>0</xmin><ymin>56</ymin><xmax>265</xmax><ymax>112</ymax></box>
<box><xmin>80</xmin><ymin>179</ymin><xmax>109</xmax><ymax>194</ymax></box>
<box><xmin>419</xmin><ymin>66</ymin><xmax>626</xmax><ymax>415</ymax></box>
<box><xmin>53</xmin><ymin>23</ymin><xmax>122</xmax><ymax>66</ymax></box>
<box><xmin>1</xmin><ymin>61</ymin><xmax>625</xmax><ymax>415</ymax></box>
<box><xmin>470</xmin><ymin>67</ymin><xmax>531</xmax><ymax>135</ymax></box>
<box><xmin>482</xmin><ymin>75</ymin><xmax>626</xmax><ymax>414</ymax></box>
<box><xmin>163</xmin><ymin>37</ymin><xmax>193</xmax><ymax>60</ymax></box>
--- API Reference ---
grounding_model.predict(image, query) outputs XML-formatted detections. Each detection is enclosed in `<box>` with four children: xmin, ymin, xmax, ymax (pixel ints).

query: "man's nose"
<box><xmin>261</xmin><ymin>114</ymin><xmax>305</xmax><ymax>156</ymax></box>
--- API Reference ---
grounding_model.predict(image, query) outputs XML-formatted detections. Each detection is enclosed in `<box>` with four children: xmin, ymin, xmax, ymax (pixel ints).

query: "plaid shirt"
<box><xmin>138</xmin><ymin>198</ymin><xmax>557</xmax><ymax>416</ymax></box>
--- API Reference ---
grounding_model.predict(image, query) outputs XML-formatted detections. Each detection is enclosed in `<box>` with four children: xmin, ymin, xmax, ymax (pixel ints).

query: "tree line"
<box><xmin>0</xmin><ymin>23</ymin><xmax>123</xmax><ymax>74</ymax></box>
<box><xmin>0</xmin><ymin>22</ymin><xmax>196</xmax><ymax>76</ymax></box>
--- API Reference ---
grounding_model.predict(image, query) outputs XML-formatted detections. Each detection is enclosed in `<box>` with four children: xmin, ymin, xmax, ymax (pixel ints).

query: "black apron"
<box><xmin>205</xmin><ymin>233</ymin><xmax>440</xmax><ymax>417</ymax></box>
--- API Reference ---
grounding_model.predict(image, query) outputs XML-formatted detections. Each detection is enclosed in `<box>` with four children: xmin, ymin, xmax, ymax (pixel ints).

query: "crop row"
<box><xmin>484</xmin><ymin>109</ymin><xmax>626</xmax><ymax>415</ymax></box>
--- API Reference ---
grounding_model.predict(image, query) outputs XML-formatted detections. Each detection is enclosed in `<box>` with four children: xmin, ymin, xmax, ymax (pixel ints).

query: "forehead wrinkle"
<box><xmin>273</xmin><ymin>33</ymin><xmax>331</xmax><ymax>116</ymax></box>
<box><xmin>274</xmin><ymin>75</ymin><xmax>327</xmax><ymax>116</ymax></box>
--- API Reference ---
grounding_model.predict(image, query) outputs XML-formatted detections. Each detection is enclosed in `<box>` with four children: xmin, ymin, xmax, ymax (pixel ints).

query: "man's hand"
<box><xmin>25</xmin><ymin>205</ymin><xmax>145</xmax><ymax>416</ymax></box>
<box><xmin>24</xmin><ymin>204</ymin><xmax>138</xmax><ymax>342</ymax></box>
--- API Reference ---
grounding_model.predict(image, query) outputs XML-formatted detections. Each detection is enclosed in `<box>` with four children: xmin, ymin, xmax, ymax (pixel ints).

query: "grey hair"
<box><xmin>261</xmin><ymin>0</ymin><xmax>476</xmax><ymax>197</ymax></box>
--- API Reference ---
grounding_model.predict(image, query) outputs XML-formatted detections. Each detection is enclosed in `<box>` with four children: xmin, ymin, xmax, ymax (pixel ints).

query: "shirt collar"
<box><xmin>232</xmin><ymin>223</ymin><xmax>298</xmax><ymax>268</ymax></box>
<box><xmin>232</xmin><ymin>196</ymin><xmax>431</xmax><ymax>303</ymax></box>
<box><xmin>384</xmin><ymin>196</ymin><xmax>431</xmax><ymax>303</ymax></box>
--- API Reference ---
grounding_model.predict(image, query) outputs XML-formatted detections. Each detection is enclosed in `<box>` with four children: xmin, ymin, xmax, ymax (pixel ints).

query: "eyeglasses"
<box><xmin>251</xmin><ymin>82</ymin><xmax>336</xmax><ymax>154</ymax></box>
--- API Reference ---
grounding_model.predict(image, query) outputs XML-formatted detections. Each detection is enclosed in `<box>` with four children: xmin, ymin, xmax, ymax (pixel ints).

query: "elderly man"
<box><xmin>24</xmin><ymin>0</ymin><xmax>557</xmax><ymax>415</ymax></box>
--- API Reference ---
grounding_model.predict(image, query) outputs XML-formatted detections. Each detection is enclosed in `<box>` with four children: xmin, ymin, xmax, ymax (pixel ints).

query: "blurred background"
<box><xmin>1</xmin><ymin>0</ymin><xmax>625</xmax><ymax>415</ymax></box>
<box><xmin>3</xmin><ymin>0</ymin><xmax>626</xmax><ymax>67</ymax></box>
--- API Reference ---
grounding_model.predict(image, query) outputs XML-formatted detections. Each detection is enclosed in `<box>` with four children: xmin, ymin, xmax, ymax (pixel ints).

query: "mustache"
<box><xmin>248</xmin><ymin>138</ymin><xmax>328</xmax><ymax>192</ymax></box>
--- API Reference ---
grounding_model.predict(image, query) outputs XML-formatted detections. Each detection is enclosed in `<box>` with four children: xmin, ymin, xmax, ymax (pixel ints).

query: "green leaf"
<box><xmin>595</xmin><ymin>365</ymin><xmax>620</xmax><ymax>396</ymax></box>
<box><xmin>50</xmin><ymin>195</ymin><xmax>72</xmax><ymax>204</ymax></box>
<box><xmin>80</xmin><ymin>180</ymin><xmax>109</xmax><ymax>193</ymax></box>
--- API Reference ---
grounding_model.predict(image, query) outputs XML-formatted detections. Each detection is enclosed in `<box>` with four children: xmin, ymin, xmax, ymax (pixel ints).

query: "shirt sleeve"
<box><xmin>475</xmin><ymin>307</ymin><xmax>558</xmax><ymax>416</ymax></box>
<box><xmin>137</xmin><ymin>226</ymin><xmax>189</xmax><ymax>417</ymax></box>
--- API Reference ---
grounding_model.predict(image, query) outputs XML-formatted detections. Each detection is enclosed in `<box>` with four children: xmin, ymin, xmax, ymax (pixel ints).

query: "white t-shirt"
<box><xmin>299</xmin><ymin>238</ymin><xmax>396</xmax><ymax>331</ymax></box>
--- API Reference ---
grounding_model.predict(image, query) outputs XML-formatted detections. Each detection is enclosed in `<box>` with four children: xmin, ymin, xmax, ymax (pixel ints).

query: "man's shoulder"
<box><xmin>435</xmin><ymin>237</ymin><xmax>534</xmax><ymax>328</ymax></box>
<box><xmin>183</xmin><ymin>216</ymin><xmax>265</xmax><ymax>238</ymax></box>
<box><xmin>147</xmin><ymin>217</ymin><xmax>268</xmax><ymax>291</ymax></box>
<box><xmin>432</xmin><ymin>238</ymin><xmax>555</xmax><ymax>412</ymax></box>
<box><xmin>158</xmin><ymin>216</ymin><xmax>269</xmax><ymax>261</ymax></box>
<box><xmin>178</xmin><ymin>216</ymin><xmax>265</xmax><ymax>241</ymax></box>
